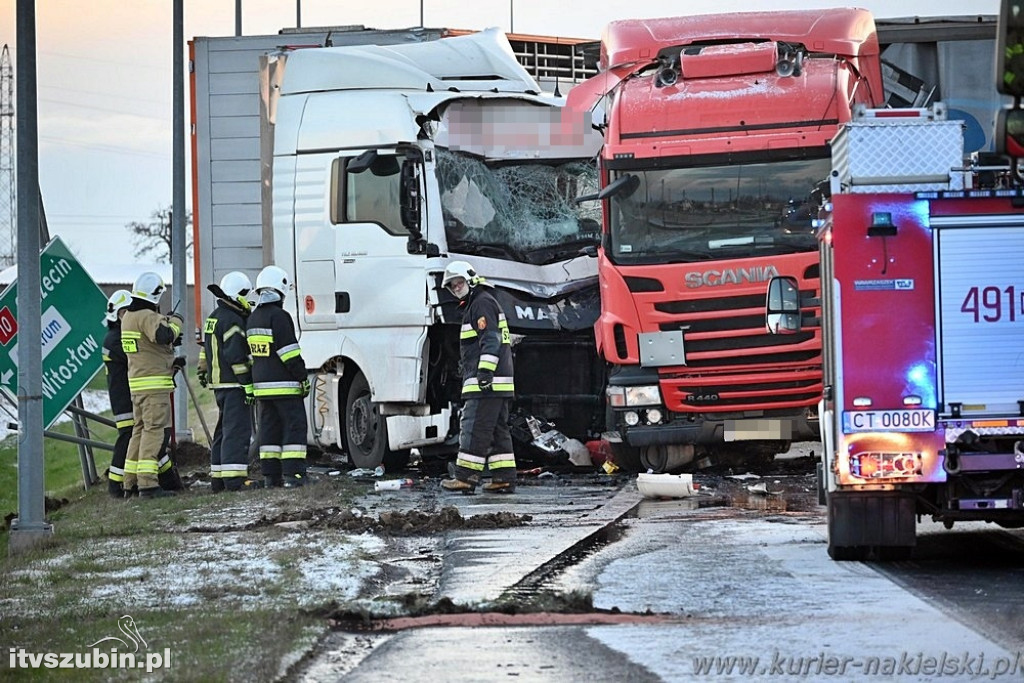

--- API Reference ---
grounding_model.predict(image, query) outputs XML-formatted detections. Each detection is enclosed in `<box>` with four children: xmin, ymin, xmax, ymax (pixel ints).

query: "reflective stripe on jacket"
<box><xmin>199</xmin><ymin>301</ymin><xmax>252</xmax><ymax>390</ymax></box>
<box><xmin>102</xmin><ymin>323</ymin><xmax>134</xmax><ymax>428</ymax></box>
<box><xmin>246</xmin><ymin>301</ymin><xmax>306</xmax><ymax>398</ymax></box>
<box><xmin>459</xmin><ymin>287</ymin><xmax>514</xmax><ymax>398</ymax></box>
<box><xmin>121</xmin><ymin>309</ymin><xmax>179</xmax><ymax>395</ymax></box>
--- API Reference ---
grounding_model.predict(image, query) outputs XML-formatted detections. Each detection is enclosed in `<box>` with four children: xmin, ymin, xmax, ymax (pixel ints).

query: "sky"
<box><xmin>0</xmin><ymin>0</ymin><xmax>1002</xmax><ymax>272</ymax></box>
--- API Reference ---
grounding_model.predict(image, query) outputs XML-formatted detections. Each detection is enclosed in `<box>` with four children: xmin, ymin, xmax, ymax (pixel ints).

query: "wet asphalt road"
<box><xmin>292</xmin><ymin>452</ymin><xmax>1024</xmax><ymax>682</ymax></box>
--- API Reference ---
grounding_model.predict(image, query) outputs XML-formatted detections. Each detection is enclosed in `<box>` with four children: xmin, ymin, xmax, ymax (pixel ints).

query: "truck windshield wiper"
<box><xmin>449</xmin><ymin>240</ymin><xmax>524</xmax><ymax>261</ymax></box>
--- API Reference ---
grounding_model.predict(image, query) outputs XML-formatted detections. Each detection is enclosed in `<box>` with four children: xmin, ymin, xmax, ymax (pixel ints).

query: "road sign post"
<box><xmin>0</xmin><ymin>236</ymin><xmax>109</xmax><ymax>428</ymax></box>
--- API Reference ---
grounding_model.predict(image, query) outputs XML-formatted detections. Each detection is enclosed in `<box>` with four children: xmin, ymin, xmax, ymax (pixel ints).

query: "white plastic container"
<box><xmin>636</xmin><ymin>472</ymin><xmax>696</xmax><ymax>499</ymax></box>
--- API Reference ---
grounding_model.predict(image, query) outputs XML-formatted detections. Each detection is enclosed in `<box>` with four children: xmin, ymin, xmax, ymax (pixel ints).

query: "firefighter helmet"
<box><xmin>441</xmin><ymin>260</ymin><xmax>477</xmax><ymax>299</ymax></box>
<box><xmin>255</xmin><ymin>265</ymin><xmax>291</xmax><ymax>296</ymax></box>
<box><xmin>132</xmin><ymin>271</ymin><xmax>166</xmax><ymax>305</ymax></box>
<box><xmin>104</xmin><ymin>289</ymin><xmax>133</xmax><ymax>323</ymax></box>
<box><xmin>219</xmin><ymin>271</ymin><xmax>252</xmax><ymax>299</ymax></box>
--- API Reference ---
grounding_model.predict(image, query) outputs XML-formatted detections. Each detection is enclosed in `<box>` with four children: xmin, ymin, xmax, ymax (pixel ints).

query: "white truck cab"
<box><xmin>263</xmin><ymin>29</ymin><xmax>605</xmax><ymax>467</ymax></box>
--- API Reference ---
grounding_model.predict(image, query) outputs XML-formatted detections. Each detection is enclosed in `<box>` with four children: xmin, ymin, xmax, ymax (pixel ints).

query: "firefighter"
<box><xmin>440</xmin><ymin>260</ymin><xmax>517</xmax><ymax>494</ymax></box>
<box><xmin>101</xmin><ymin>289</ymin><xmax>134</xmax><ymax>499</ymax></box>
<box><xmin>246</xmin><ymin>265</ymin><xmax>309</xmax><ymax>488</ymax></box>
<box><xmin>121</xmin><ymin>271</ymin><xmax>184</xmax><ymax>499</ymax></box>
<box><xmin>198</xmin><ymin>271</ymin><xmax>256</xmax><ymax>492</ymax></box>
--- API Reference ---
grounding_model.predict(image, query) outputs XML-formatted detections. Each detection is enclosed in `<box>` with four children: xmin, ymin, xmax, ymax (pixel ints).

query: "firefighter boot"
<box><xmin>482</xmin><ymin>480</ymin><xmax>516</xmax><ymax>494</ymax></box>
<box><xmin>108</xmin><ymin>480</ymin><xmax>124</xmax><ymax>499</ymax></box>
<box><xmin>283</xmin><ymin>474</ymin><xmax>304</xmax><ymax>489</ymax></box>
<box><xmin>441</xmin><ymin>477</ymin><xmax>478</xmax><ymax>494</ymax></box>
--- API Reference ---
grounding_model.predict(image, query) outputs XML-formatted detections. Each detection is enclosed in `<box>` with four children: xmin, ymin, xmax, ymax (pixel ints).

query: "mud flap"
<box><xmin>827</xmin><ymin>490</ymin><xmax>916</xmax><ymax>559</ymax></box>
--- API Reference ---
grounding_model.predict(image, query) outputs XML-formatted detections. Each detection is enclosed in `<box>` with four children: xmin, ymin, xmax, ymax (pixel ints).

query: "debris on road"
<box><xmin>746</xmin><ymin>482</ymin><xmax>769</xmax><ymax>496</ymax></box>
<box><xmin>636</xmin><ymin>472</ymin><xmax>697</xmax><ymax>499</ymax></box>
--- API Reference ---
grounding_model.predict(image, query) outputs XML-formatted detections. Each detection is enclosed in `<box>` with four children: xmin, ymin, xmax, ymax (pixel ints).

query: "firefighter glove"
<box><xmin>477</xmin><ymin>369</ymin><xmax>494</xmax><ymax>391</ymax></box>
<box><xmin>243</xmin><ymin>384</ymin><xmax>255</xmax><ymax>405</ymax></box>
<box><xmin>197</xmin><ymin>368</ymin><xmax>208</xmax><ymax>388</ymax></box>
<box><xmin>301</xmin><ymin>378</ymin><xmax>311</xmax><ymax>398</ymax></box>
<box><xmin>172</xmin><ymin>356</ymin><xmax>187</xmax><ymax>372</ymax></box>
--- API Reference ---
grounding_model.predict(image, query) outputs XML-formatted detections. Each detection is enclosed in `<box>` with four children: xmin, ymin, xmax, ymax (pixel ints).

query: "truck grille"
<box><xmin>651</xmin><ymin>289</ymin><xmax>822</xmax><ymax>413</ymax></box>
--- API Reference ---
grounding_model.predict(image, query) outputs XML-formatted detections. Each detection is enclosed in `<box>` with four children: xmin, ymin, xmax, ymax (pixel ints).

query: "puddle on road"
<box><xmin>633</xmin><ymin>474</ymin><xmax>820</xmax><ymax>518</ymax></box>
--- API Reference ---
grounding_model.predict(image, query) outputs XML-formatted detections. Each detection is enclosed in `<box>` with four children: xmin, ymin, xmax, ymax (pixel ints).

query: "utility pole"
<box><xmin>10</xmin><ymin>0</ymin><xmax>52</xmax><ymax>554</ymax></box>
<box><xmin>172</xmin><ymin>0</ymin><xmax>190</xmax><ymax>440</ymax></box>
<box><xmin>0</xmin><ymin>45</ymin><xmax>15</xmax><ymax>268</ymax></box>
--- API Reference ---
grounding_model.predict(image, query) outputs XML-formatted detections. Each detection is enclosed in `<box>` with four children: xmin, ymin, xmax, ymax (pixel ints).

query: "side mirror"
<box><xmin>347</xmin><ymin>149</ymin><xmax>377</xmax><ymax>174</ymax></box>
<box><xmin>400</xmin><ymin>158</ymin><xmax>425</xmax><ymax>252</ymax></box>
<box><xmin>996</xmin><ymin>107</ymin><xmax>1024</xmax><ymax>157</ymax></box>
<box><xmin>996</xmin><ymin>0</ymin><xmax>1024</xmax><ymax>97</ymax></box>
<box><xmin>766</xmin><ymin>276</ymin><xmax>801</xmax><ymax>334</ymax></box>
<box><xmin>575</xmin><ymin>173</ymin><xmax>639</xmax><ymax>204</ymax></box>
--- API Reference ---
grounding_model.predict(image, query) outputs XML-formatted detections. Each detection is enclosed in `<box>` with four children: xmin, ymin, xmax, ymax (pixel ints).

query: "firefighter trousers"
<box><xmin>108</xmin><ymin>425</ymin><xmax>132</xmax><ymax>496</ymax></box>
<box><xmin>256</xmin><ymin>397</ymin><xmax>307</xmax><ymax>485</ymax></box>
<box><xmin>453</xmin><ymin>397</ymin><xmax>516</xmax><ymax>484</ymax></box>
<box><xmin>125</xmin><ymin>392</ymin><xmax>171</xmax><ymax>491</ymax></box>
<box><xmin>212</xmin><ymin>387</ymin><xmax>253</xmax><ymax>490</ymax></box>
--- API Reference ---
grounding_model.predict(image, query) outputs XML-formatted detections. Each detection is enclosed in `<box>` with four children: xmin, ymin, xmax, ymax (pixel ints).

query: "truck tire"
<box><xmin>344</xmin><ymin>371</ymin><xmax>389</xmax><ymax>469</ymax></box>
<box><xmin>827</xmin><ymin>544</ymin><xmax>869</xmax><ymax>561</ymax></box>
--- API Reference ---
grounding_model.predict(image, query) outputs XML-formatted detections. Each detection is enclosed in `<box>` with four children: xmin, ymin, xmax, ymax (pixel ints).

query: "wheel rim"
<box><xmin>349</xmin><ymin>392</ymin><xmax>380</xmax><ymax>454</ymax></box>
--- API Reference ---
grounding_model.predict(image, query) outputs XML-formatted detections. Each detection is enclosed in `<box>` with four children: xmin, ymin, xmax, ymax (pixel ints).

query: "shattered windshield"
<box><xmin>608</xmin><ymin>158</ymin><xmax>830</xmax><ymax>264</ymax></box>
<box><xmin>437</xmin><ymin>149</ymin><xmax>601</xmax><ymax>265</ymax></box>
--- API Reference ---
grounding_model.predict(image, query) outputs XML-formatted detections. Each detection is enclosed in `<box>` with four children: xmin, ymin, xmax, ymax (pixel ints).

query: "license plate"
<box><xmin>724</xmin><ymin>419</ymin><xmax>792</xmax><ymax>441</ymax></box>
<box><xmin>843</xmin><ymin>409</ymin><xmax>935</xmax><ymax>433</ymax></box>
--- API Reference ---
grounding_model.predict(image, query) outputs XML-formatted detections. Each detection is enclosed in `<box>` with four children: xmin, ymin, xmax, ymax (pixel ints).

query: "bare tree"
<box><xmin>126</xmin><ymin>206</ymin><xmax>193</xmax><ymax>263</ymax></box>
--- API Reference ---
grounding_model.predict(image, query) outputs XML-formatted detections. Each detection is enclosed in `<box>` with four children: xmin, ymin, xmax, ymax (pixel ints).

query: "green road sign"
<box><xmin>0</xmin><ymin>236</ymin><xmax>109</xmax><ymax>429</ymax></box>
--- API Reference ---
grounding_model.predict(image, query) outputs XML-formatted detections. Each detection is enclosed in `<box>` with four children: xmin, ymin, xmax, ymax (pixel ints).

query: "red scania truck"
<box><xmin>569</xmin><ymin>9</ymin><xmax>885</xmax><ymax>471</ymax></box>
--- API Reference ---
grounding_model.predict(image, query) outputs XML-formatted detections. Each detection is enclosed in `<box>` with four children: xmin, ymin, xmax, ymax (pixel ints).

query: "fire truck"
<box><xmin>569</xmin><ymin>9</ymin><xmax>885</xmax><ymax>471</ymax></box>
<box><xmin>766</xmin><ymin>0</ymin><xmax>1024</xmax><ymax>561</ymax></box>
<box><xmin>769</xmin><ymin>100</ymin><xmax>1024</xmax><ymax>560</ymax></box>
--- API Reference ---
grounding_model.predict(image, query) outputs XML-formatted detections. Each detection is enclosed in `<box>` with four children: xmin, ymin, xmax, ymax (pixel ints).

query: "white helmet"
<box><xmin>442</xmin><ymin>260</ymin><xmax>477</xmax><ymax>299</ymax></box>
<box><xmin>104</xmin><ymin>289</ymin><xmax>133</xmax><ymax>323</ymax></box>
<box><xmin>132</xmin><ymin>271</ymin><xmax>166</xmax><ymax>305</ymax></box>
<box><xmin>219</xmin><ymin>271</ymin><xmax>252</xmax><ymax>299</ymax></box>
<box><xmin>255</xmin><ymin>265</ymin><xmax>291</xmax><ymax>296</ymax></box>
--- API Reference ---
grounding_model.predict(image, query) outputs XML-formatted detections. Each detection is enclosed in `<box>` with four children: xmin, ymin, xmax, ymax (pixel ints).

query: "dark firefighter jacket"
<box><xmin>121</xmin><ymin>308</ymin><xmax>182</xmax><ymax>395</ymax></box>
<box><xmin>199</xmin><ymin>300</ymin><xmax>252</xmax><ymax>390</ymax></box>
<box><xmin>246</xmin><ymin>301</ymin><xmax>306</xmax><ymax>398</ymax></box>
<box><xmin>459</xmin><ymin>284</ymin><xmax>514</xmax><ymax>398</ymax></box>
<box><xmin>102</xmin><ymin>322</ymin><xmax>134</xmax><ymax>430</ymax></box>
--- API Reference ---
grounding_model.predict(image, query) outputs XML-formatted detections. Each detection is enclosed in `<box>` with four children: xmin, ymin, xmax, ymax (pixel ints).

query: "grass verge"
<box><xmin>0</xmin><ymin>471</ymin><xmax>373</xmax><ymax>682</ymax></box>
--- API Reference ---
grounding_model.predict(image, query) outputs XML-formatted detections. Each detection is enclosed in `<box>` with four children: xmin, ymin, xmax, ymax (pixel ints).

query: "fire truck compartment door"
<box><xmin>934</xmin><ymin>218</ymin><xmax>1024</xmax><ymax>416</ymax></box>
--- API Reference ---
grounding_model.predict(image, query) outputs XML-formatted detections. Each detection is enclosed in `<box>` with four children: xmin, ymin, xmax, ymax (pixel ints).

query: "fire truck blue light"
<box><xmin>905</xmin><ymin>362</ymin><xmax>936</xmax><ymax>408</ymax></box>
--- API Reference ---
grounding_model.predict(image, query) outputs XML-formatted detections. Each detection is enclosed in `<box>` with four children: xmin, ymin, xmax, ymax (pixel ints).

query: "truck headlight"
<box><xmin>607</xmin><ymin>385</ymin><xmax>661</xmax><ymax>408</ymax></box>
<box><xmin>625</xmin><ymin>385</ymin><xmax>661</xmax><ymax>407</ymax></box>
<box><xmin>624</xmin><ymin>411</ymin><xmax>640</xmax><ymax>426</ymax></box>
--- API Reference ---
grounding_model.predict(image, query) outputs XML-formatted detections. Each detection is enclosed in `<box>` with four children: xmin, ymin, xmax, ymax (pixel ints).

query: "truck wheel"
<box><xmin>827</xmin><ymin>544</ymin><xmax>869</xmax><ymax>561</ymax></box>
<box><xmin>610</xmin><ymin>442</ymin><xmax>643</xmax><ymax>471</ymax></box>
<box><xmin>344</xmin><ymin>371</ymin><xmax>388</xmax><ymax>469</ymax></box>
